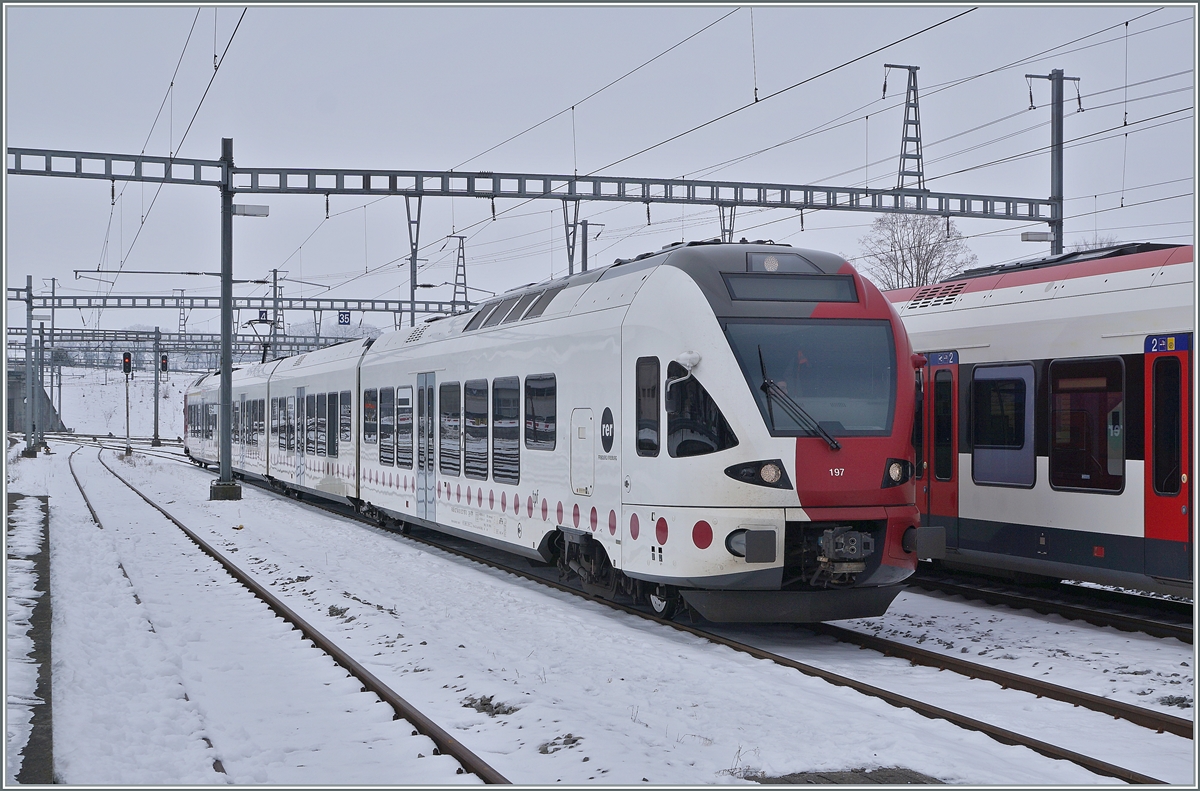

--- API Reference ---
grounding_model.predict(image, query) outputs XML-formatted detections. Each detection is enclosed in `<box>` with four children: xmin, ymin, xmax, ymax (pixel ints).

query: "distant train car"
<box><xmin>186</xmin><ymin>240</ymin><xmax>943</xmax><ymax>622</ymax></box>
<box><xmin>887</xmin><ymin>243</ymin><xmax>1193</xmax><ymax>596</ymax></box>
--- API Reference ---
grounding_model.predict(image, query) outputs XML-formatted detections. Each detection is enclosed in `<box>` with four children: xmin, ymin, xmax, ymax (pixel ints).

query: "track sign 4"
<box><xmin>122</xmin><ymin>351</ymin><xmax>132</xmax><ymax>373</ymax></box>
<box><xmin>338</xmin><ymin>311</ymin><xmax>351</xmax><ymax>325</ymax></box>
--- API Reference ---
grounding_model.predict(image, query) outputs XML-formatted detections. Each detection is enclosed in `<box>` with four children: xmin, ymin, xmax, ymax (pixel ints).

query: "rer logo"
<box><xmin>600</xmin><ymin>407</ymin><xmax>615</xmax><ymax>453</ymax></box>
<box><xmin>338</xmin><ymin>311</ymin><xmax>351</xmax><ymax>326</ymax></box>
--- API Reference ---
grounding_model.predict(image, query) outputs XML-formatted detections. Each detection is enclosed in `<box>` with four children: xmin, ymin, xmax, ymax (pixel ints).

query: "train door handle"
<box><xmin>624</xmin><ymin>476</ymin><xmax>631</xmax><ymax>492</ymax></box>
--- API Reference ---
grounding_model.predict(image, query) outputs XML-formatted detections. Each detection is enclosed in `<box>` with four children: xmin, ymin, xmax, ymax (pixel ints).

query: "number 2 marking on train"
<box><xmin>829</xmin><ymin>468</ymin><xmax>845</xmax><ymax>477</ymax></box>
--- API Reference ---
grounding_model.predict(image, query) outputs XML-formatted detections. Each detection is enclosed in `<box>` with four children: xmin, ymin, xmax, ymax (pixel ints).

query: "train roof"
<box><xmin>885</xmin><ymin>242</ymin><xmax>1192</xmax><ymax>308</ymax></box>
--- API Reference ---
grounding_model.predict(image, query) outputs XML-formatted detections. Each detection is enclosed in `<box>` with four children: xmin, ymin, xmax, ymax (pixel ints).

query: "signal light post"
<box><xmin>152</xmin><ymin>327</ymin><xmax>163</xmax><ymax>447</ymax></box>
<box><xmin>122</xmin><ymin>351</ymin><xmax>132</xmax><ymax>457</ymax></box>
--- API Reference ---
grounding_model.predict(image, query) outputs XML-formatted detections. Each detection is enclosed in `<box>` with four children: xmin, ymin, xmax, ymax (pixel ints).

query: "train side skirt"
<box><xmin>680</xmin><ymin>585</ymin><xmax>901</xmax><ymax>623</ymax></box>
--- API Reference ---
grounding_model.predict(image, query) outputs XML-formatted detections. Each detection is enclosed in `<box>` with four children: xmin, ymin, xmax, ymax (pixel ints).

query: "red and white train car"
<box><xmin>887</xmin><ymin>243</ymin><xmax>1193</xmax><ymax>595</ymax></box>
<box><xmin>187</xmin><ymin>240</ymin><xmax>943</xmax><ymax>621</ymax></box>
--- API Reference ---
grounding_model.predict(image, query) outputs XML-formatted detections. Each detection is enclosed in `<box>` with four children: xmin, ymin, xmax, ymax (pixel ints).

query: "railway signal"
<box><xmin>161</xmin><ymin>353</ymin><xmax>168</xmax><ymax>372</ymax></box>
<box><xmin>122</xmin><ymin>351</ymin><xmax>132</xmax><ymax>373</ymax></box>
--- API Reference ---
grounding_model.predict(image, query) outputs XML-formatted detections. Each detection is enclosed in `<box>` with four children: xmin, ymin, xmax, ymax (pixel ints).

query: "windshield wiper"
<box><xmin>757</xmin><ymin>345</ymin><xmax>841</xmax><ymax>450</ymax></box>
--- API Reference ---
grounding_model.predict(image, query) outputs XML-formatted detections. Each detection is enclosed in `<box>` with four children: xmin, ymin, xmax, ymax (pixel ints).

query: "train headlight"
<box><xmin>724</xmin><ymin>459</ymin><xmax>792</xmax><ymax>489</ymax></box>
<box><xmin>726</xmin><ymin>529</ymin><xmax>747</xmax><ymax>557</ymax></box>
<box><xmin>881</xmin><ymin>458</ymin><xmax>912</xmax><ymax>488</ymax></box>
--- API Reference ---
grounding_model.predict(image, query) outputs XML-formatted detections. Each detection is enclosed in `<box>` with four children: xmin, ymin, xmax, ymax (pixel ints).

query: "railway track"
<box><xmin>69</xmin><ymin>446</ymin><xmax>509</xmax><ymax>785</ymax></box>
<box><xmin>908</xmin><ymin>569</ymin><xmax>1193</xmax><ymax>644</ymax></box>
<box><xmin>71</xmin><ymin>443</ymin><xmax>1182</xmax><ymax>783</ymax></box>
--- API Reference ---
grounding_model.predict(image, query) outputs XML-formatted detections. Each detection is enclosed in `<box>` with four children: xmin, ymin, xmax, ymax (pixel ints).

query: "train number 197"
<box><xmin>829</xmin><ymin>468</ymin><xmax>845</xmax><ymax>477</ymax></box>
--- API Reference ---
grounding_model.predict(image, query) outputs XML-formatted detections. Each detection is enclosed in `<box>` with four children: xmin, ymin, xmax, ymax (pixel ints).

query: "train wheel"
<box><xmin>648</xmin><ymin>585</ymin><xmax>679</xmax><ymax>619</ymax></box>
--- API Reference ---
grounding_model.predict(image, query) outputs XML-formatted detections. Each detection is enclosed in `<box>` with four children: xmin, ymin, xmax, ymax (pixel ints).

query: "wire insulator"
<box><xmin>646</xmin><ymin>203</ymin><xmax>651</xmax><ymax>225</ymax></box>
<box><xmin>1027</xmin><ymin>77</ymin><xmax>1036</xmax><ymax>110</ymax></box>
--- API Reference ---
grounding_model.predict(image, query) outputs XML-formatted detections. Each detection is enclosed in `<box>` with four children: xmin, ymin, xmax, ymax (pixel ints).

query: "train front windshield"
<box><xmin>725</xmin><ymin>319</ymin><xmax>896</xmax><ymax>437</ymax></box>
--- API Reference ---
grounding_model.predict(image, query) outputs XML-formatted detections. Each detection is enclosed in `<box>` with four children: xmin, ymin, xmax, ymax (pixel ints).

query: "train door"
<box><xmin>1144</xmin><ymin>333</ymin><xmax>1192</xmax><ymax>581</ymax></box>
<box><xmin>921</xmin><ymin>352</ymin><xmax>961</xmax><ymax>548</ymax></box>
<box><xmin>237</xmin><ymin>393</ymin><xmax>247</xmax><ymax>469</ymax></box>
<box><xmin>571</xmin><ymin>409</ymin><xmax>595</xmax><ymax>496</ymax></box>
<box><xmin>417</xmin><ymin>373</ymin><xmax>436</xmax><ymax>521</ymax></box>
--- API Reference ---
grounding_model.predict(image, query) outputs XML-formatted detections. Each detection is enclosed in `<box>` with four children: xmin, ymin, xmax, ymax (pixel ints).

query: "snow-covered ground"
<box><xmin>49</xmin><ymin>366</ymin><xmax>189</xmax><ymax>439</ymax></box>
<box><xmin>5</xmin><ymin>489</ymin><xmax>45</xmax><ymax>785</ymax></box>
<box><xmin>7</xmin><ymin>443</ymin><xmax>1195</xmax><ymax>784</ymax></box>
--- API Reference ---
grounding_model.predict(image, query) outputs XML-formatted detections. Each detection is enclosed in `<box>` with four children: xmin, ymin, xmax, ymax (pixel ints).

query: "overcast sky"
<box><xmin>4</xmin><ymin>3</ymin><xmax>1195</xmax><ymax>334</ymax></box>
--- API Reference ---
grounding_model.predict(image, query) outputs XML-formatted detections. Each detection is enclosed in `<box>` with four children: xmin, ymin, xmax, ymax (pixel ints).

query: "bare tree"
<box><xmin>856</xmin><ymin>213</ymin><xmax>978</xmax><ymax>290</ymax></box>
<box><xmin>1068</xmin><ymin>233</ymin><xmax>1120</xmax><ymax>253</ymax></box>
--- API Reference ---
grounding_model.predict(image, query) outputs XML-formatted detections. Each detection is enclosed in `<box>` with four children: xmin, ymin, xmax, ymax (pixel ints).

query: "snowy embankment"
<box><xmin>51</xmin><ymin>366</ymin><xmax>188</xmax><ymax>439</ymax></box>
<box><xmin>5</xmin><ymin>491</ymin><xmax>46</xmax><ymax>784</ymax></box>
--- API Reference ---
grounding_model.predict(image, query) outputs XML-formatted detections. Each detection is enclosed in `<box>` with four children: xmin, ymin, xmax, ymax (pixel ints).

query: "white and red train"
<box><xmin>186</xmin><ymin>240</ymin><xmax>942</xmax><ymax>622</ymax></box>
<box><xmin>887</xmin><ymin>242</ymin><xmax>1194</xmax><ymax>596</ymax></box>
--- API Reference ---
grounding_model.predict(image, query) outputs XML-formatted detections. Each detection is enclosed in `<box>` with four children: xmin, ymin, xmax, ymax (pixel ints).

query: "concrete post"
<box><xmin>152</xmin><ymin>327</ymin><xmax>162</xmax><ymax>446</ymax></box>
<box><xmin>211</xmin><ymin>137</ymin><xmax>241</xmax><ymax>500</ymax></box>
<box><xmin>23</xmin><ymin>275</ymin><xmax>35</xmax><ymax>456</ymax></box>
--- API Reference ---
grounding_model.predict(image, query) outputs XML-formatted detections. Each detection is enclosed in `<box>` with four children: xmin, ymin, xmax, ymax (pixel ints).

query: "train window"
<box><xmin>636</xmin><ymin>357</ymin><xmax>660</xmax><ymax>457</ymax></box>
<box><xmin>363</xmin><ymin>389</ymin><xmax>378</xmax><ymax>445</ymax></box>
<box><xmin>326</xmin><ymin>392</ymin><xmax>339</xmax><ymax>458</ymax></box>
<box><xmin>524</xmin><ymin>375</ymin><xmax>556</xmax><ymax>451</ymax></box>
<box><xmin>396</xmin><ymin>387</ymin><xmax>413</xmax><ymax>468</ymax></box>
<box><xmin>304</xmin><ymin>394</ymin><xmax>316</xmax><ymax>454</ymax></box>
<box><xmin>523</xmin><ymin>286</ymin><xmax>567</xmax><ymax>320</ymax></box>
<box><xmin>316</xmin><ymin>393</ymin><xmax>327</xmax><ymax>456</ymax></box>
<box><xmin>464</xmin><ymin>301</ymin><xmax>501</xmax><ymax>332</ymax></box>
<box><xmin>934</xmin><ymin>371</ymin><xmax>954</xmax><ymax>481</ymax></box>
<box><xmin>464</xmin><ymin>379</ymin><xmax>489</xmax><ymax>480</ymax></box>
<box><xmin>286</xmin><ymin>397</ymin><xmax>296</xmax><ymax>451</ymax></box>
<box><xmin>379</xmin><ymin>387</ymin><xmax>395</xmax><ymax>466</ymax></box>
<box><xmin>723</xmin><ymin>274</ymin><xmax>857</xmax><ymax>303</ymax></box>
<box><xmin>1049</xmin><ymin>358</ymin><xmax>1124</xmax><ymax>492</ymax></box>
<box><xmin>232</xmin><ymin>401</ymin><xmax>240</xmax><ymax>444</ymax></box>
<box><xmin>492</xmin><ymin>377</ymin><xmax>520</xmax><ymax>484</ymax></box>
<box><xmin>339</xmin><ymin>391</ymin><xmax>352</xmax><ymax>443</ymax></box>
<box><xmin>971</xmin><ymin>365</ymin><xmax>1035</xmax><ymax>488</ymax></box>
<box><xmin>665</xmin><ymin>361</ymin><xmax>738</xmax><ymax>457</ymax></box>
<box><xmin>1153</xmin><ymin>357</ymin><xmax>1182</xmax><ymax>495</ymax></box>
<box><xmin>482</xmin><ymin>296</ymin><xmax>522</xmax><ymax>328</ymax></box>
<box><xmin>439</xmin><ymin>382</ymin><xmax>461</xmax><ymax>476</ymax></box>
<box><xmin>272</xmin><ymin>399</ymin><xmax>281</xmax><ymax>449</ymax></box>
<box><xmin>501</xmin><ymin>292</ymin><xmax>541</xmax><ymax>324</ymax></box>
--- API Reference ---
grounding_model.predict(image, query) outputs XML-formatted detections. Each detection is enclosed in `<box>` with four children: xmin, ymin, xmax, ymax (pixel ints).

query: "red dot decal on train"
<box><xmin>589</xmin><ymin>507</ymin><xmax>598</xmax><ymax>532</ymax></box>
<box><xmin>557</xmin><ymin>502</ymin><xmax>564</xmax><ymax>525</ymax></box>
<box><xmin>629</xmin><ymin>513</ymin><xmax>640</xmax><ymax>540</ymax></box>
<box><xmin>692</xmin><ymin>521</ymin><xmax>713</xmax><ymax>550</ymax></box>
<box><xmin>542</xmin><ymin>498</ymin><xmax>549</xmax><ymax>521</ymax></box>
<box><xmin>457</xmin><ymin>484</ymin><xmax>462</xmax><ymax>503</ymax></box>
<box><xmin>489</xmin><ymin>490</ymin><xmax>495</xmax><ymax>510</ymax></box>
<box><xmin>609</xmin><ymin>510</ymin><xmax>617</xmax><ymax>535</ymax></box>
<box><xmin>528</xmin><ymin>496</ymin><xmax>534</xmax><ymax>518</ymax></box>
<box><xmin>573</xmin><ymin>504</ymin><xmax>581</xmax><ymax>529</ymax></box>
<box><xmin>656</xmin><ymin>518</ymin><xmax>668</xmax><ymax>545</ymax></box>
<box><xmin>467</xmin><ymin>487</ymin><xmax>472</xmax><ymax>505</ymax></box>
<box><xmin>513</xmin><ymin>494</ymin><xmax>520</xmax><ymax>516</ymax></box>
<box><xmin>501</xmin><ymin>492</ymin><xmax>507</xmax><ymax>512</ymax></box>
<box><xmin>477</xmin><ymin>488</ymin><xmax>483</xmax><ymax>506</ymax></box>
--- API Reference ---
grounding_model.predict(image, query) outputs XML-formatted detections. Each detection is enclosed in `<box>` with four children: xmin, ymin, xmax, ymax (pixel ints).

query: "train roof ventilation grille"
<box><xmin>406</xmin><ymin>325</ymin><xmax>427</xmax><ymax>343</ymax></box>
<box><xmin>907</xmin><ymin>281</ymin><xmax>966</xmax><ymax>309</ymax></box>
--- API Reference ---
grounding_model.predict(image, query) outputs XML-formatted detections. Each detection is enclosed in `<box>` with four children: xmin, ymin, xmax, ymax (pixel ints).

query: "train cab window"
<box><xmin>636</xmin><ymin>357</ymin><xmax>660</xmax><ymax>457</ymax></box>
<box><xmin>1048</xmin><ymin>358</ymin><xmax>1125</xmax><ymax>492</ymax></box>
<box><xmin>440</xmin><ymin>383</ymin><xmax>461</xmax><ymax>476</ymax></box>
<box><xmin>315</xmin><ymin>393</ymin><xmax>327</xmax><ymax>456</ymax></box>
<box><xmin>379</xmin><ymin>387</ymin><xmax>395</xmax><ymax>466</ymax></box>
<box><xmin>286</xmin><ymin>397</ymin><xmax>296</xmax><ymax>451</ymax></box>
<box><xmin>492</xmin><ymin>377</ymin><xmax>520</xmax><ymax>484</ymax></box>
<box><xmin>524</xmin><ymin>374</ymin><xmax>557</xmax><ymax>451</ymax></box>
<box><xmin>339</xmin><ymin>390</ymin><xmax>352</xmax><ymax>443</ymax></box>
<box><xmin>305</xmin><ymin>394</ymin><xmax>317</xmax><ymax>454</ymax></box>
<box><xmin>665</xmin><ymin>361</ymin><xmax>738</xmax><ymax>457</ymax></box>
<box><xmin>363</xmin><ymin>389</ymin><xmax>378</xmax><ymax>445</ymax></box>
<box><xmin>326</xmin><ymin>392</ymin><xmax>339</xmax><ymax>458</ymax></box>
<box><xmin>1153</xmin><ymin>357</ymin><xmax>1182</xmax><ymax>495</ymax></box>
<box><xmin>971</xmin><ymin>365</ymin><xmax>1035</xmax><ymax>487</ymax></box>
<box><xmin>934</xmin><ymin>371</ymin><xmax>954</xmax><ymax>481</ymax></box>
<box><xmin>396</xmin><ymin>387</ymin><xmax>413</xmax><ymax>468</ymax></box>
<box><xmin>464</xmin><ymin>380</ymin><xmax>489</xmax><ymax>480</ymax></box>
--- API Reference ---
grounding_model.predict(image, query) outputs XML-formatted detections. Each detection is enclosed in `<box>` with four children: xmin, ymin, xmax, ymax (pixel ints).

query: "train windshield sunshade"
<box><xmin>722</xmin><ymin>273</ymin><xmax>857</xmax><ymax>303</ymax></box>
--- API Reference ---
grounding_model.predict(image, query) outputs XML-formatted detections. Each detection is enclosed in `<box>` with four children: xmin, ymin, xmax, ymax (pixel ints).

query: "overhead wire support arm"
<box><xmin>7</xmin><ymin>146</ymin><xmax>1057</xmax><ymax>225</ymax></box>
